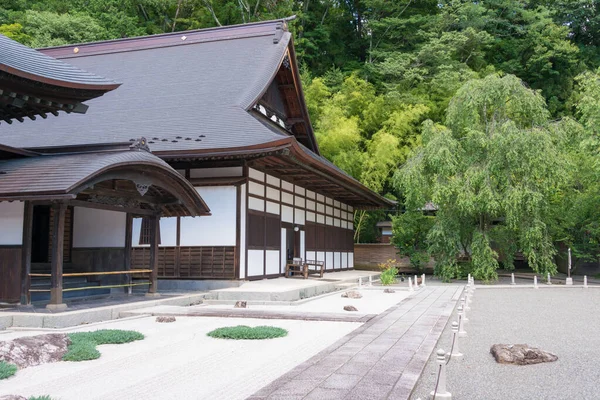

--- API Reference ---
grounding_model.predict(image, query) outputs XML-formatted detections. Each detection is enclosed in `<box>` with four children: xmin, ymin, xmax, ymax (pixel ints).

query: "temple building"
<box><xmin>0</xmin><ymin>18</ymin><xmax>392</xmax><ymax>308</ymax></box>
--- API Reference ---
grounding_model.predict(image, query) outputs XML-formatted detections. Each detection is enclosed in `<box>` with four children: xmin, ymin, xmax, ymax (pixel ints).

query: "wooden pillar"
<box><xmin>124</xmin><ymin>213</ymin><xmax>133</xmax><ymax>295</ymax></box>
<box><xmin>20</xmin><ymin>201</ymin><xmax>33</xmax><ymax>305</ymax></box>
<box><xmin>48</xmin><ymin>202</ymin><xmax>67</xmax><ymax>310</ymax></box>
<box><xmin>147</xmin><ymin>215</ymin><xmax>160</xmax><ymax>297</ymax></box>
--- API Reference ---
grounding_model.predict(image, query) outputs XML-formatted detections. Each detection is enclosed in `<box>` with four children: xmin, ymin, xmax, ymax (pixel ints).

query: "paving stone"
<box><xmin>344</xmin><ymin>382</ymin><xmax>394</xmax><ymax>400</ymax></box>
<box><xmin>304</xmin><ymin>387</ymin><xmax>350</xmax><ymax>400</ymax></box>
<box><xmin>319</xmin><ymin>373</ymin><xmax>363</xmax><ymax>390</ymax></box>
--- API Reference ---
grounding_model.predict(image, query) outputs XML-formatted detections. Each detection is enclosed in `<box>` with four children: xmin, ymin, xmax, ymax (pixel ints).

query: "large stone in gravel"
<box><xmin>490</xmin><ymin>344</ymin><xmax>558</xmax><ymax>365</ymax></box>
<box><xmin>0</xmin><ymin>334</ymin><xmax>70</xmax><ymax>369</ymax></box>
<box><xmin>344</xmin><ymin>305</ymin><xmax>358</xmax><ymax>312</ymax></box>
<box><xmin>156</xmin><ymin>316</ymin><xmax>176</xmax><ymax>323</ymax></box>
<box><xmin>341</xmin><ymin>290</ymin><xmax>362</xmax><ymax>299</ymax></box>
<box><xmin>234</xmin><ymin>301</ymin><xmax>247</xmax><ymax>308</ymax></box>
<box><xmin>384</xmin><ymin>289</ymin><xmax>396</xmax><ymax>293</ymax></box>
<box><xmin>0</xmin><ymin>395</ymin><xmax>27</xmax><ymax>400</ymax></box>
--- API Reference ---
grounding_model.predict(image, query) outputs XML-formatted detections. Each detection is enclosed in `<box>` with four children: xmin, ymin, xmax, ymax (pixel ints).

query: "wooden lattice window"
<box><xmin>139</xmin><ymin>217</ymin><xmax>161</xmax><ymax>245</ymax></box>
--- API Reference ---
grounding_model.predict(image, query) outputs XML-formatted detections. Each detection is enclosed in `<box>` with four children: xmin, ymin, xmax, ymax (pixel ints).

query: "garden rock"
<box><xmin>234</xmin><ymin>301</ymin><xmax>247</xmax><ymax>308</ymax></box>
<box><xmin>0</xmin><ymin>334</ymin><xmax>70</xmax><ymax>369</ymax></box>
<box><xmin>341</xmin><ymin>290</ymin><xmax>362</xmax><ymax>299</ymax></box>
<box><xmin>156</xmin><ymin>316</ymin><xmax>176</xmax><ymax>323</ymax></box>
<box><xmin>344</xmin><ymin>305</ymin><xmax>358</xmax><ymax>312</ymax></box>
<box><xmin>0</xmin><ymin>395</ymin><xmax>28</xmax><ymax>400</ymax></box>
<box><xmin>490</xmin><ymin>344</ymin><xmax>558</xmax><ymax>365</ymax></box>
<box><xmin>384</xmin><ymin>289</ymin><xmax>396</xmax><ymax>293</ymax></box>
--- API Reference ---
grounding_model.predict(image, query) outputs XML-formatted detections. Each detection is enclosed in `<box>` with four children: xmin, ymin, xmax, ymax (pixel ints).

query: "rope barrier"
<box><xmin>30</xmin><ymin>269</ymin><xmax>152</xmax><ymax>278</ymax></box>
<box><xmin>29</xmin><ymin>281</ymin><xmax>151</xmax><ymax>293</ymax></box>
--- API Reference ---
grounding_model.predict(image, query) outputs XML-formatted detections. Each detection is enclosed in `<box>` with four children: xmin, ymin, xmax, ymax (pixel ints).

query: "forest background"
<box><xmin>3</xmin><ymin>0</ymin><xmax>600</xmax><ymax>280</ymax></box>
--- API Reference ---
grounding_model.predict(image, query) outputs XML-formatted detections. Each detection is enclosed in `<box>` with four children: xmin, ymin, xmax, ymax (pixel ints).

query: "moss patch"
<box><xmin>0</xmin><ymin>361</ymin><xmax>17</xmax><ymax>379</ymax></box>
<box><xmin>207</xmin><ymin>325</ymin><xmax>288</xmax><ymax>340</ymax></box>
<box><xmin>63</xmin><ymin>330</ymin><xmax>144</xmax><ymax>362</ymax></box>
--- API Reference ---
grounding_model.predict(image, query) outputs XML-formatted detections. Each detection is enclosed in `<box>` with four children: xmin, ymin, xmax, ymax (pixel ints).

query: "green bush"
<box><xmin>0</xmin><ymin>361</ymin><xmax>17</xmax><ymax>379</ymax></box>
<box><xmin>207</xmin><ymin>325</ymin><xmax>288</xmax><ymax>340</ymax></box>
<box><xmin>30</xmin><ymin>396</ymin><xmax>54</xmax><ymax>400</ymax></box>
<box><xmin>380</xmin><ymin>267</ymin><xmax>398</xmax><ymax>285</ymax></box>
<box><xmin>64</xmin><ymin>330</ymin><xmax>144</xmax><ymax>362</ymax></box>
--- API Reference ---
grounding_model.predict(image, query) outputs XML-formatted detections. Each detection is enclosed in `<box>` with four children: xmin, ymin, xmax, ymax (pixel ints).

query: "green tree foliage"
<box><xmin>391</xmin><ymin>211</ymin><xmax>434</xmax><ymax>274</ymax></box>
<box><xmin>396</xmin><ymin>75</ymin><xmax>567</xmax><ymax>281</ymax></box>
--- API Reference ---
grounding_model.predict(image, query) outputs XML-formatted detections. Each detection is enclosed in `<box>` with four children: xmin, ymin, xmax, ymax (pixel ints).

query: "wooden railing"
<box><xmin>28</xmin><ymin>269</ymin><xmax>152</xmax><ymax>293</ymax></box>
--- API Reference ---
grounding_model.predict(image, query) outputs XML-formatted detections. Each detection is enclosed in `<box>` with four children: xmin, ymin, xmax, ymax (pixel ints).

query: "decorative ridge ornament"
<box><xmin>129</xmin><ymin>137</ymin><xmax>151</xmax><ymax>152</ymax></box>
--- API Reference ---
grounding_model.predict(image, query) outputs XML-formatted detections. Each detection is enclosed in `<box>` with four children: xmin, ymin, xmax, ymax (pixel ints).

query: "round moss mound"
<box><xmin>63</xmin><ymin>329</ymin><xmax>144</xmax><ymax>362</ymax></box>
<box><xmin>0</xmin><ymin>361</ymin><xmax>17</xmax><ymax>380</ymax></box>
<box><xmin>207</xmin><ymin>325</ymin><xmax>288</xmax><ymax>340</ymax></box>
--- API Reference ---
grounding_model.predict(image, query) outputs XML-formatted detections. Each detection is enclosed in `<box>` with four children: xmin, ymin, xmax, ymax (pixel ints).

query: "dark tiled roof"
<box><xmin>0</xmin><ymin>34</ymin><xmax>120</xmax><ymax>90</ymax></box>
<box><xmin>0</xmin><ymin>23</ymin><xmax>290</xmax><ymax>152</ymax></box>
<box><xmin>0</xmin><ymin>149</ymin><xmax>210</xmax><ymax>216</ymax></box>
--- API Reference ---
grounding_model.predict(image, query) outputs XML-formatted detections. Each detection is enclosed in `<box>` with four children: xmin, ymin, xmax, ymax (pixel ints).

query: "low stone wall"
<box><xmin>354</xmin><ymin>243</ymin><xmax>408</xmax><ymax>268</ymax></box>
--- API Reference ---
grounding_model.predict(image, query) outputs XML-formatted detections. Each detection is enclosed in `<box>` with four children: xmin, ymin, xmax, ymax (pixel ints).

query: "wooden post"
<box><xmin>124</xmin><ymin>213</ymin><xmax>133</xmax><ymax>295</ymax></box>
<box><xmin>48</xmin><ymin>202</ymin><xmax>67</xmax><ymax>310</ymax></box>
<box><xmin>147</xmin><ymin>215</ymin><xmax>160</xmax><ymax>297</ymax></box>
<box><xmin>20</xmin><ymin>201</ymin><xmax>33</xmax><ymax>305</ymax></box>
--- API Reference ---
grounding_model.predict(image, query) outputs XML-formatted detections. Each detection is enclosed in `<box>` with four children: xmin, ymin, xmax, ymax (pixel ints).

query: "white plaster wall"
<box><xmin>317</xmin><ymin>251</ymin><xmax>325</xmax><ymax>266</ymax></box>
<box><xmin>180</xmin><ymin>186</ymin><xmax>236</xmax><ymax>246</ymax></box>
<box><xmin>334</xmin><ymin>252</ymin><xmax>341</xmax><ymax>269</ymax></box>
<box><xmin>266</xmin><ymin>250</ymin><xmax>280</xmax><ymax>275</ymax></box>
<box><xmin>348</xmin><ymin>253</ymin><xmax>354</xmax><ymax>268</ymax></box>
<box><xmin>0</xmin><ymin>201</ymin><xmax>23</xmax><ymax>245</ymax></box>
<box><xmin>73</xmin><ymin>208</ymin><xmax>125</xmax><ymax>248</ymax></box>
<box><xmin>281</xmin><ymin>205</ymin><xmax>293</xmax><ymax>223</ymax></box>
<box><xmin>159</xmin><ymin>217</ymin><xmax>177</xmax><ymax>247</ymax></box>
<box><xmin>294</xmin><ymin>209</ymin><xmax>305</xmax><ymax>225</ymax></box>
<box><xmin>306</xmin><ymin>251</ymin><xmax>316</xmax><ymax>262</ymax></box>
<box><xmin>240</xmin><ymin>184</ymin><xmax>246</xmax><ymax>279</ymax></box>
<box><xmin>248</xmin><ymin>249</ymin><xmax>264</xmax><ymax>277</ymax></box>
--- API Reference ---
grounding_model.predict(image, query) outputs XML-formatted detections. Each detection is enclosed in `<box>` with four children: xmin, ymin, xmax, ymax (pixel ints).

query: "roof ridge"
<box><xmin>40</xmin><ymin>17</ymin><xmax>294</xmax><ymax>59</ymax></box>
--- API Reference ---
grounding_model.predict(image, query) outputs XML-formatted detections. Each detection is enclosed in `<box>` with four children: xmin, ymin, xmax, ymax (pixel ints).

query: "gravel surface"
<box><xmin>0</xmin><ymin>316</ymin><xmax>360</xmax><ymax>400</ymax></box>
<box><xmin>411</xmin><ymin>287</ymin><xmax>600</xmax><ymax>400</ymax></box>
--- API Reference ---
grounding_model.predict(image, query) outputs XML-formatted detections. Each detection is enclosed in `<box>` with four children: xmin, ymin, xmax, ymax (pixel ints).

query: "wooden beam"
<box><xmin>68</xmin><ymin>199</ymin><xmax>158</xmax><ymax>216</ymax></box>
<box><xmin>147</xmin><ymin>215</ymin><xmax>160</xmax><ymax>295</ymax></box>
<box><xmin>20</xmin><ymin>201</ymin><xmax>33</xmax><ymax>305</ymax></box>
<box><xmin>124</xmin><ymin>213</ymin><xmax>133</xmax><ymax>295</ymax></box>
<box><xmin>79</xmin><ymin>187</ymin><xmax>172</xmax><ymax>205</ymax></box>
<box><xmin>48</xmin><ymin>202</ymin><xmax>67</xmax><ymax>310</ymax></box>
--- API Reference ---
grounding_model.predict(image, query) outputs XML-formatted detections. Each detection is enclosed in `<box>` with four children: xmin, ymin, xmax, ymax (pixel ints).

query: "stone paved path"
<box><xmin>249</xmin><ymin>286</ymin><xmax>462</xmax><ymax>400</ymax></box>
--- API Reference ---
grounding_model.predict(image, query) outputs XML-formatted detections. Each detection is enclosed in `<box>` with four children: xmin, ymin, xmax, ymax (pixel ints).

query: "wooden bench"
<box><xmin>285</xmin><ymin>258</ymin><xmax>305</xmax><ymax>278</ymax></box>
<box><xmin>303</xmin><ymin>260</ymin><xmax>325</xmax><ymax>278</ymax></box>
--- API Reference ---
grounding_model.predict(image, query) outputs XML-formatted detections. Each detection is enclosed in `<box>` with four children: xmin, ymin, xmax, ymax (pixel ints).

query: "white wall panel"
<box><xmin>266</xmin><ymin>174</ymin><xmax>280</xmax><ymax>187</ymax></box>
<box><xmin>75</xmin><ymin>208</ymin><xmax>126</xmax><ymax>248</ymax></box>
<box><xmin>306</xmin><ymin>200</ymin><xmax>316</xmax><ymax>210</ymax></box>
<box><xmin>316</xmin><ymin>194</ymin><xmax>325</xmax><ymax>203</ymax></box>
<box><xmin>282</xmin><ymin>192</ymin><xmax>294</xmax><ymax>205</ymax></box>
<box><xmin>295</xmin><ymin>186</ymin><xmax>306</xmax><ymax>196</ymax></box>
<box><xmin>189</xmin><ymin>167</ymin><xmax>242</xmax><ymax>178</ymax></box>
<box><xmin>294</xmin><ymin>209</ymin><xmax>305</xmax><ymax>225</ymax></box>
<box><xmin>306</xmin><ymin>211</ymin><xmax>316</xmax><ymax>222</ymax></box>
<box><xmin>334</xmin><ymin>200</ymin><xmax>341</xmax><ymax>208</ymax></box>
<box><xmin>240</xmin><ymin>184</ymin><xmax>246</xmax><ymax>279</ymax></box>
<box><xmin>249</xmin><ymin>168</ymin><xmax>265</xmax><ymax>182</ymax></box>
<box><xmin>326</xmin><ymin>197</ymin><xmax>333</xmax><ymax>205</ymax></box>
<box><xmin>0</xmin><ymin>202</ymin><xmax>23</xmax><ymax>245</ymax></box>
<box><xmin>317</xmin><ymin>203</ymin><xmax>325</xmax><ymax>213</ymax></box>
<box><xmin>295</xmin><ymin>196</ymin><xmax>305</xmax><ymax>209</ymax></box>
<box><xmin>300</xmin><ymin>230</ymin><xmax>306</xmax><ymax>262</ymax></box>
<box><xmin>282</xmin><ymin>181</ymin><xmax>294</xmax><ymax>192</ymax></box>
<box><xmin>306</xmin><ymin>190</ymin><xmax>316</xmax><ymax>199</ymax></box>
<box><xmin>248</xmin><ymin>249</ymin><xmax>264</xmax><ymax>277</ymax></box>
<box><xmin>180</xmin><ymin>186</ymin><xmax>236</xmax><ymax>246</ymax></box>
<box><xmin>334</xmin><ymin>218</ymin><xmax>341</xmax><ymax>227</ymax></box>
<box><xmin>334</xmin><ymin>208</ymin><xmax>341</xmax><ymax>218</ymax></box>
<box><xmin>326</xmin><ymin>216</ymin><xmax>333</xmax><ymax>226</ymax></box>
<box><xmin>326</xmin><ymin>252</ymin><xmax>334</xmax><ymax>270</ymax></box>
<box><xmin>306</xmin><ymin>251</ymin><xmax>316</xmax><ymax>262</ymax></box>
<box><xmin>317</xmin><ymin>214</ymin><xmax>325</xmax><ymax>224</ymax></box>
<box><xmin>266</xmin><ymin>201</ymin><xmax>280</xmax><ymax>215</ymax></box>
<box><xmin>282</xmin><ymin>205</ymin><xmax>294</xmax><ymax>223</ymax></box>
<box><xmin>334</xmin><ymin>252</ymin><xmax>341</xmax><ymax>269</ymax></box>
<box><xmin>266</xmin><ymin>250</ymin><xmax>280</xmax><ymax>275</ymax></box>
<box><xmin>249</xmin><ymin>181</ymin><xmax>265</xmax><ymax>197</ymax></box>
<box><xmin>317</xmin><ymin>251</ymin><xmax>325</xmax><ymax>265</ymax></box>
<box><xmin>248</xmin><ymin>197</ymin><xmax>265</xmax><ymax>212</ymax></box>
<box><xmin>342</xmin><ymin>252</ymin><xmax>348</xmax><ymax>268</ymax></box>
<box><xmin>266</xmin><ymin>187</ymin><xmax>279</xmax><ymax>200</ymax></box>
<box><xmin>348</xmin><ymin>253</ymin><xmax>354</xmax><ymax>268</ymax></box>
<box><xmin>281</xmin><ymin>228</ymin><xmax>287</xmax><ymax>273</ymax></box>
<box><xmin>326</xmin><ymin>206</ymin><xmax>333</xmax><ymax>216</ymax></box>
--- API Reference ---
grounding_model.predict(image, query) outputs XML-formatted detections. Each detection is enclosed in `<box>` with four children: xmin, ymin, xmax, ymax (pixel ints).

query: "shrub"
<box><xmin>64</xmin><ymin>330</ymin><xmax>144</xmax><ymax>362</ymax></box>
<box><xmin>380</xmin><ymin>267</ymin><xmax>398</xmax><ymax>285</ymax></box>
<box><xmin>30</xmin><ymin>396</ymin><xmax>54</xmax><ymax>400</ymax></box>
<box><xmin>0</xmin><ymin>361</ymin><xmax>17</xmax><ymax>379</ymax></box>
<box><xmin>207</xmin><ymin>325</ymin><xmax>288</xmax><ymax>340</ymax></box>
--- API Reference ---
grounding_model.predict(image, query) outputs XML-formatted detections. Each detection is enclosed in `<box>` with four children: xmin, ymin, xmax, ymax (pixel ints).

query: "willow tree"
<box><xmin>396</xmin><ymin>74</ymin><xmax>567</xmax><ymax>281</ymax></box>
